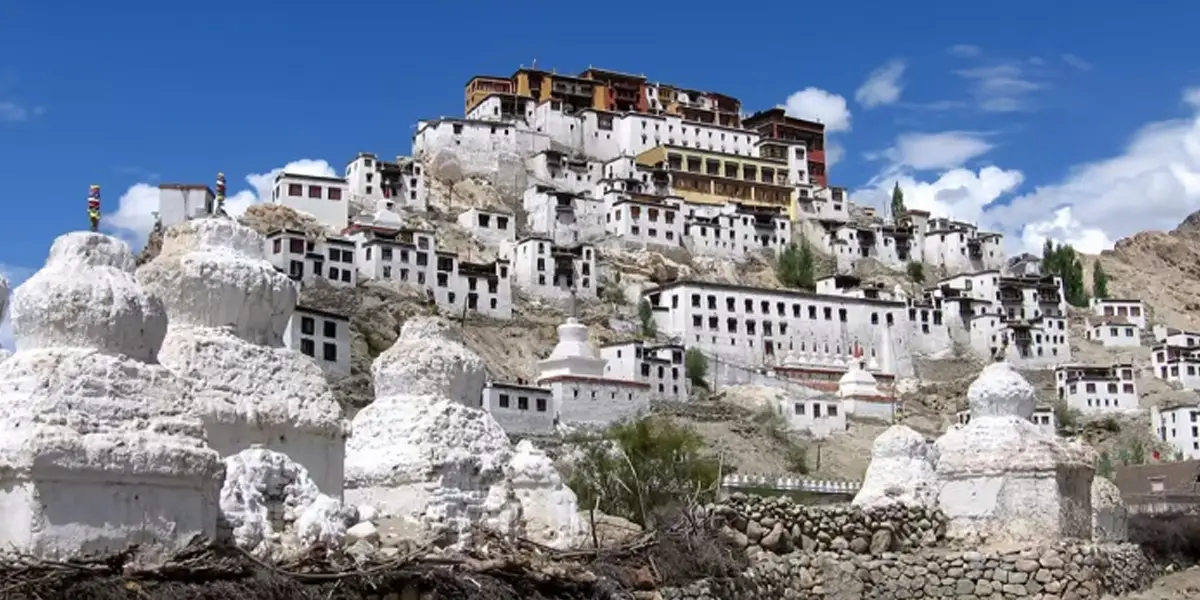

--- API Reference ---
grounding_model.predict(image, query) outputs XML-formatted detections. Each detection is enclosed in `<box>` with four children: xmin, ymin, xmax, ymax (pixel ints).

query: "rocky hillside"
<box><xmin>1086</xmin><ymin>210</ymin><xmax>1200</xmax><ymax>329</ymax></box>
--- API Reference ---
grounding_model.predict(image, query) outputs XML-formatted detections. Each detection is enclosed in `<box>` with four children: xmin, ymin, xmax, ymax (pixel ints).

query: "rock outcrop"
<box><xmin>853</xmin><ymin>424</ymin><xmax>939</xmax><ymax>508</ymax></box>
<box><xmin>0</xmin><ymin>232</ymin><xmax>224</xmax><ymax>558</ymax></box>
<box><xmin>344</xmin><ymin>316</ymin><xmax>584</xmax><ymax>549</ymax></box>
<box><xmin>137</xmin><ymin>218</ymin><xmax>347</xmax><ymax>496</ymax></box>
<box><xmin>508</xmin><ymin>440</ymin><xmax>585</xmax><ymax>548</ymax></box>
<box><xmin>935</xmin><ymin>362</ymin><xmax>1095</xmax><ymax>544</ymax></box>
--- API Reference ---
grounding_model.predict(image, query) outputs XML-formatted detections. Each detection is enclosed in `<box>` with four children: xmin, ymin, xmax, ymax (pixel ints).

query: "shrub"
<box><xmin>684</xmin><ymin>348</ymin><xmax>709</xmax><ymax>390</ymax></box>
<box><xmin>906</xmin><ymin>261</ymin><xmax>925</xmax><ymax>283</ymax></box>
<box><xmin>637</xmin><ymin>299</ymin><xmax>656</xmax><ymax>339</ymax></box>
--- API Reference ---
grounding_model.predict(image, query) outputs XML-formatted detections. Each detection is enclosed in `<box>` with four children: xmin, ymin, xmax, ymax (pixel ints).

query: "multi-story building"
<box><xmin>456</xmin><ymin>207</ymin><xmax>517</xmax><ymax>246</ymax></box>
<box><xmin>1091</xmin><ymin>298</ymin><xmax>1148</xmax><ymax>330</ymax></box>
<box><xmin>157</xmin><ymin>183</ymin><xmax>215</xmax><ymax>229</ymax></box>
<box><xmin>1054</xmin><ymin>363</ymin><xmax>1138</xmax><ymax>413</ymax></box>
<box><xmin>344</xmin><ymin>152</ymin><xmax>428</xmax><ymax>212</ymax></box>
<box><xmin>1152</xmin><ymin>402</ymin><xmax>1200</xmax><ymax>459</ymax></box>
<box><xmin>742</xmin><ymin>108</ymin><xmax>828</xmax><ymax>187</ymax></box>
<box><xmin>271</xmin><ymin>172</ymin><xmax>350</xmax><ymax>231</ymax></box>
<box><xmin>634</xmin><ymin>144</ymin><xmax>806</xmax><ymax>214</ymax></box>
<box><xmin>1150</xmin><ymin>343</ymin><xmax>1200</xmax><ymax>389</ymax></box>
<box><xmin>679</xmin><ymin>202</ymin><xmax>793</xmax><ymax>259</ymax></box>
<box><xmin>605</xmin><ymin>195</ymin><xmax>685</xmax><ymax>249</ymax></box>
<box><xmin>1153</xmin><ymin>326</ymin><xmax>1200</xmax><ymax>348</ymax></box>
<box><xmin>503</xmin><ymin>237</ymin><xmax>597</xmax><ymax>302</ymax></box>
<box><xmin>348</xmin><ymin>201</ymin><xmax>513</xmax><ymax>319</ymax></box>
<box><xmin>523</xmin><ymin>185</ymin><xmax>607</xmax><ymax>246</ymax></box>
<box><xmin>639</xmin><ymin>280</ymin><xmax>955</xmax><ymax>380</ymax></box>
<box><xmin>598</xmin><ymin>341</ymin><xmax>688</xmax><ymax>402</ymax></box>
<box><xmin>932</xmin><ymin>271</ymin><xmax>1070</xmax><ymax>365</ymax></box>
<box><xmin>265</xmin><ymin>228</ymin><xmax>357</xmax><ymax>288</ymax></box>
<box><xmin>284</xmin><ymin>306</ymin><xmax>352</xmax><ymax>377</ymax></box>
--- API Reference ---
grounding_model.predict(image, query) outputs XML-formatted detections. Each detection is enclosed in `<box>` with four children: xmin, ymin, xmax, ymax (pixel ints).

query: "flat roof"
<box><xmin>642</xmin><ymin>280</ymin><xmax>906</xmax><ymax>309</ymax></box>
<box><xmin>295</xmin><ymin>304</ymin><xmax>349</xmax><ymax>321</ymax></box>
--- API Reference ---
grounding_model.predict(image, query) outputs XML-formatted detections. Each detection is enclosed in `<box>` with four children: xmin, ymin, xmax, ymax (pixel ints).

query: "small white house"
<box><xmin>284</xmin><ymin>305</ymin><xmax>351</xmax><ymax>377</ymax></box>
<box><xmin>271</xmin><ymin>172</ymin><xmax>350</xmax><ymax>231</ymax></box>
<box><xmin>457</xmin><ymin>207</ymin><xmax>515</xmax><ymax>245</ymax></box>
<box><xmin>1150</xmin><ymin>344</ymin><xmax>1200</xmax><ymax>390</ymax></box>
<box><xmin>1054</xmin><ymin>363</ymin><xmax>1138</xmax><ymax>413</ymax></box>
<box><xmin>157</xmin><ymin>183</ymin><xmax>215</xmax><ymax>229</ymax></box>
<box><xmin>1084</xmin><ymin>317</ymin><xmax>1140</xmax><ymax>348</ymax></box>
<box><xmin>480</xmin><ymin>381</ymin><xmax>555</xmax><ymax>435</ymax></box>
<box><xmin>536</xmin><ymin>317</ymin><xmax>650</xmax><ymax>427</ymax></box>
<box><xmin>1152</xmin><ymin>402</ymin><xmax>1200</xmax><ymax>459</ymax></box>
<box><xmin>598</xmin><ymin>341</ymin><xmax>688</xmax><ymax>401</ymax></box>
<box><xmin>1091</xmin><ymin>298</ymin><xmax>1148</xmax><ymax>330</ymax></box>
<box><xmin>264</xmin><ymin>229</ymin><xmax>357</xmax><ymax>288</ymax></box>
<box><xmin>504</xmin><ymin>237</ymin><xmax>598</xmax><ymax>302</ymax></box>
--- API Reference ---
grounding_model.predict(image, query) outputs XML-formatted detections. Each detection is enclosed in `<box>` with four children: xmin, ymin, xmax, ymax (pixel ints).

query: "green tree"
<box><xmin>684</xmin><ymin>348</ymin><xmax>709</xmax><ymax>390</ymax></box>
<box><xmin>777</xmin><ymin>238</ymin><xmax>816</xmax><ymax>291</ymax></box>
<box><xmin>637</xmin><ymin>299</ymin><xmax>656</xmax><ymax>338</ymax></box>
<box><xmin>1098</xmin><ymin>451</ymin><xmax>1114</xmax><ymax>479</ymax></box>
<box><xmin>1092</xmin><ymin>259</ymin><xmax>1109</xmax><ymax>299</ymax></box>
<box><xmin>565</xmin><ymin>416</ymin><xmax>721</xmax><ymax>527</ymax></box>
<box><xmin>1129</xmin><ymin>439</ymin><xmax>1147</xmax><ymax>465</ymax></box>
<box><xmin>891</xmin><ymin>182</ymin><xmax>906</xmax><ymax>221</ymax></box>
<box><xmin>906</xmin><ymin>261</ymin><xmax>925</xmax><ymax>284</ymax></box>
<box><xmin>1042</xmin><ymin>241</ymin><xmax>1090</xmax><ymax>307</ymax></box>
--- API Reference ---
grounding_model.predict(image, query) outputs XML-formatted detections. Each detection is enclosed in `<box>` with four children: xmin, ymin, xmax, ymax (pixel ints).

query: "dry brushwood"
<box><xmin>0</xmin><ymin>516</ymin><xmax>742</xmax><ymax>600</ymax></box>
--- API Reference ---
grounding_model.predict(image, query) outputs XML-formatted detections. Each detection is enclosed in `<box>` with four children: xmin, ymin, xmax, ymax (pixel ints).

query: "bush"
<box><xmin>566</xmin><ymin>416</ymin><xmax>720</xmax><ymax>528</ymax></box>
<box><xmin>906</xmin><ymin>261</ymin><xmax>925</xmax><ymax>284</ymax></box>
<box><xmin>637</xmin><ymin>299</ymin><xmax>656</xmax><ymax>339</ymax></box>
<box><xmin>684</xmin><ymin>348</ymin><xmax>709</xmax><ymax>390</ymax></box>
<box><xmin>1129</xmin><ymin>513</ymin><xmax>1200</xmax><ymax>562</ymax></box>
<box><xmin>1054</xmin><ymin>400</ymin><xmax>1080</xmax><ymax>433</ymax></box>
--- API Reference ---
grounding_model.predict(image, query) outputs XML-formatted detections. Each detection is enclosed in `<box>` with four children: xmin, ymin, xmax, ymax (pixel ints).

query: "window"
<box><xmin>272</xmin><ymin>239</ymin><xmax>281</xmax><ymax>253</ymax></box>
<box><xmin>518</xmin><ymin>396</ymin><xmax>529</xmax><ymax>410</ymax></box>
<box><xmin>536</xmin><ymin>397</ymin><xmax>547</xmax><ymax>412</ymax></box>
<box><xmin>301</xmin><ymin>317</ymin><xmax>315</xmax><ymax>335</ymax></box>
<box><xmin>300</xmin><ymin>338</ymin><xmax>315</xmax><ymax>356</ymax></box>
<box><xmin>308</xmin><ymin>186</ymin><xmax>322</xmax><ymax>199</ymax></box>
<box><xmin>323</xmin><ymin>320</ymin><xmax>337</xmax><ymax>338</ymax></box>
<box><xmin>327</xmin><ymin>187</ymin><xmax>342</xmax><ymax>200</ymax></box>
<box><xmin>323</xmin><ymin>343</ymin><xmax>337</xmax><ymax>361</ymax></box>
<box><xmin>499</xmin><ymin>394</ymin><xmax>510</xmax><ymax>408</ymax></box>
<box><xmin>287</xmin><ymin>183</ymin><xmax>302</xmax><ymax>196</ymax></box>
<box><xmin>289</xmin><ymin>239</ymin><xmax>304</xmax><ymax>253</ymax></box>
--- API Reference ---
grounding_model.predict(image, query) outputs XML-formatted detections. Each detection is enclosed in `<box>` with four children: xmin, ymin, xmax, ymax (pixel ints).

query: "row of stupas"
<box><xmin>0</xmin><ymin>204</ymin><xmax>580</xmax><ymax>558</ymax></box>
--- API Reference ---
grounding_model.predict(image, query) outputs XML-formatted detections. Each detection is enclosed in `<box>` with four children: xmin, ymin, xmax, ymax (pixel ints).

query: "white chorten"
<box><xmin>853</xmin><ymin>425</ymin><xmax>939</xmax><ymax>508</ymax></box>
<box><xmin>537</xmin><ymin>317</ymin><xmax>605</xmax><ymax>380</ymax></box>
<box><xmin>934</xmin><ymin>362</ymin><xmax>1094</xmax><ymax>543</ymax></box>
<box><xmin>838</xmin><ymin>360</ymin><xmax>881</xmax><ymax>398</ymax></box>
<box><xmin>0</xmin><ymin>232</ymin><xmax>224</xmax><ymax>558</ymax></box>
<box><xmin>136</xmin><ymin>218</ymin><xmax>347</xmax><ymax>496</ymax></box>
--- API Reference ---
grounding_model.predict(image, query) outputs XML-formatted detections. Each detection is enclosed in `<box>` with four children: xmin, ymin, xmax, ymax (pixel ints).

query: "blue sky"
<box><xmin>3</xmin><ymin>0</ymin><xmax>1200</xmax><ymax>345</ymax></box>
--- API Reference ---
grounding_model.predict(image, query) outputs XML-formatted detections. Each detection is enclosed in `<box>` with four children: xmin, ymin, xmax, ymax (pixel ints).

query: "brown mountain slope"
<box><xmin>1085</xmin><ymin>210</ymin><xmax>1200</xmax><ymax>329</ymax></box>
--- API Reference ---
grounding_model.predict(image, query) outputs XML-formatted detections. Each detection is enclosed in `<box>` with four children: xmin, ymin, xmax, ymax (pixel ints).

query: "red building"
<box><xmin>743</xmin><ymin>108</ymin><xmax>828</xmax><ymax>187</ymax></box>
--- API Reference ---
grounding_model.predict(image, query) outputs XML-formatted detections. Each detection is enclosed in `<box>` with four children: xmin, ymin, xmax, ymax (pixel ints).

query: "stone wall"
<box><xmin>663</xmin><ymin>542</ymin><xmax>1156</xmax><ymax>600</ymax></box>
<box><xmin>711</xmin><ymin>493</ymin><xmax>947</xmax><ymax>555</ymax></box>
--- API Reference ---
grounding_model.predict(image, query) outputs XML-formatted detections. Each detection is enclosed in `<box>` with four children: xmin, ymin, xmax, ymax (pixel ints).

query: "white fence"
<box><xmin>720</xmin><ymin>473</ymin><xmax>861</xmax><ymax>495</ymax></box>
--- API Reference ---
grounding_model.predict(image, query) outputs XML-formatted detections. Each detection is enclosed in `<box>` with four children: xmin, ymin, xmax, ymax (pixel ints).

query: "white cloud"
<box><xmin>783</xmin><ymin>88</ymin><xmax>852</xmax><ymax>132</ymax></box>
<box><xmin>0</xmin><ymin>101</ymin><xmax>36</xmax><ymax>123</ymax></box>
<box><xmin>106</xmin><ymin>159</ymin><xmax>337</xmax><ymax>243</ymax></box>
<box><xmin>826</xmin><ymin>142</ymin><xmax>846</xmax><ymax>168</ymax></box>
<box><xmin>948</xmin><ymin>44</ymin><xmax>982</xmax><ymax>58</ymax></box>
<box><xmin>856</xmin><ymin>166</ymin><xmax>1024</xmax><ymax>226</ymax></box>
<box><xmin>985</xmin><ymin>86</ymin><xmax>1200</xmax><ymax>254</ymax></box>
<box><xmin>885</xmin><ymin>131</ymin><xmax>993</xmax><ymax>171</ymax></box>
<box><xmin>0</xmin><ymin>264</ymin><xmax>36</xmax><ymax>350</ymax></box>
<box><xmin>956</xmin><ymin>63</ymin><xmax>1043</xmax><ymax>112</ymax></box>
<box><xmin>855</xmin><ymin>60</ymin><xmax>906</xmax><ymax>108</ymax></box>
<box><xmin>1061</xmin><ymin>54</ymin><xmax>1093</xmax><ymax>71</ymax></box>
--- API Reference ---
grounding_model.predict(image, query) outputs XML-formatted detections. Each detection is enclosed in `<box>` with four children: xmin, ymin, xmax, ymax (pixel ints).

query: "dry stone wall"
<box><xmin>711</xmin><ymin>493</ymin><xmax>947</xmax><ymax>555</ymax></box>
<box><xmin>659</xmin><ymin>542</ymin><xmax>1157</xmax><ymax>600</ymax></box>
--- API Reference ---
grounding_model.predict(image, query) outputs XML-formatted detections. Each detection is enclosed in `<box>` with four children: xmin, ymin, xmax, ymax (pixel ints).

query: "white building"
<box><xmin>523</xmin><ymin>185</ymin><xmax>607</xmax><ymax>246</ymax></box>
<box><xmin>933</xmin><ymin>271</ymin><xmax>1071</xmax><ymax>366</ymax></box>
<box><xmin>835</xmin><ymin>359</ymin><xmax>898</xmax><ymax>422</ymax></box>
<box><xmin>605</xmin><ymin>197</ymin><xmax>685</xmax><ymax>249</ymax></box>
<box><xmin>412</xmin><ymin>118</ymin><xmax>549</xmax><ymax>180</ymax></box>
<box><xmin>265</xmin><ymin>229</ymin><xmax>357</xmax><ymax>288</ymax></box>
<box><xmin>344</xmin><ymin>152</ymin><xmax>428</xmax><ymax>212</ymax></box>
<box><xmin>679</xmin><ymin>202</ymin><xmax>792</xmax><ymax>259</ymax></box>
<box><xmin>910</xmin><ymin>213</ymin><xmax>1005</xmax><ymax>274</ymax></box>
<box><xmin>157</xmin><ymin>183</ymin><xmax>215</xmax><ymax>229</ymax></box>
<box><xmin>598</xmin><ymin>341</ymin><xmax>688</xmax><ymax>401</ymax></box>
<box><xmin>525</xmin><ymin>149</ymin><xmax>602</xmax><ymax>195</ymax></box>
<box><xmin>284</xmin><ymin>306</ymin><xmax>351</xmax><ymax>377</ymax></box>
<box><xmin>536</xmin><ymin>317</ymin><xmax>650</xmax><ymax>426</ymax></box>
<box><xmin>1054</xmin><ymin>363</ymin><xmax>1138</xmax><ymax>413</ymax></box>
<box><xmin>1150</xmin><ymin>343</ymin><xmax>1200</xmax><ymax>390</ymax></box>
<box><xmin>1152</xmin><ymin>402</ymin><xmax>1200</xmax><ymax>459</ymax></box>
<box><xmin>349</xmin><ymin>201</ymin><xmax>513</xmax><ymax>319</ymax></box>
<box><xmin>480</xmin><ymin>381</ymin><xmax>556</xmax><ymax>435</ymax></box>
<box><xmin>1084</xmin><ymin>317</ymin><xmax>1141</xmax><ymax>348</ymax></box>
<box><xmin>957</xmin><ymin>406</ymin><xmax>1057</xmax><ymax>435</ymax></box>
<box><xmin>815</xmin><ymin>275</ymin><xmax>900</xmax><ymax>301</ymax></box>
<box><xmin>1152</xmin><ymin>326</ymin><xmax>1200</xmax><ymax>348</ymax></box>
<box><xmin>639</xmin><ymin>280</ymin><xmax>953</xmax><ymax>380</ymax></box>
<box><xmin>1091</xmin><ymin>298</ymin><xmax>1148</xmax><ymax>330</ymax></box>
<box><xmin>456</xmin><ymin>207</ymin><xmax>516</xmax><ymax>246</ymax></box>
<box><xmin>504</xmin><ymin>237</ymin><xmax>597</xmax><ymax>302</ymax></box>
<box><xmin>271</xmin><ymin>172</ymin><xmax>350</xmax><ymax>231</ymax></box>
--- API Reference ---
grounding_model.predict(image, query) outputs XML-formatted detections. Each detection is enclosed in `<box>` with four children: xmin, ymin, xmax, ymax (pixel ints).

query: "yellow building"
<box><xmin>635</xmin><ymin>145</ymin><xmax>796</xmax><ymax>214</ymax></box>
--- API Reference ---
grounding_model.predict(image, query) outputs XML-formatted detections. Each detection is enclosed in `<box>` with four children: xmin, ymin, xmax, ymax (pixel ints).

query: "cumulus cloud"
<box><xmin>885</xmin><ymin>131</ymin><xmax>993</xmax><ymax>171</ymax></box>
<box><xmin>856</xmin><ymin>166</ymin><xmax>1024</xmax><ymax>226</ymax></box>
<box><xmin>826</xmin><ymin>142</ymin><xmax>846</xmax><ymax>168</ymax></box>
<box><xmin>985</xmin><ymin>86</ymin><xmax>1200</xmax><ymax>254</ymax></box>
<box><xmin>855</xmin><ymin>60</ymin><xmax>906</xmax><ymax>108</ymax></box>
<box><xmin>106</xmin><ymin>159</ymin><xmax>338</xmax><ymax>243</ymax></box>
<box><xmin>783</xmin><ymin>88</ymin><xmax>852</xmax><ymax>132</ymax></box>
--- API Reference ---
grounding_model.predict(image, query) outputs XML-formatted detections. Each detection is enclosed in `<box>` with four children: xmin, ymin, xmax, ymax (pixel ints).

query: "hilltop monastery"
<box><xmin>138</xmin><ymin>63</ymin><xmax>1200</xmax><ymax>459</ymax></box>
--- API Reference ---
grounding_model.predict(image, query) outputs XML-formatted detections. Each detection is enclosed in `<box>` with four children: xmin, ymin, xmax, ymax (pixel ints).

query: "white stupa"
<box><xmin>137</xmin><ymin>218</ymin><xmax>347</xmax><ymax>496</ymax></box>
<box><xmin>537</xmin><ymin>318</ymin><xmax>605</xmax><ymax>380</ymax></box>
<box><xmin>0</xmin><ymin>232</ymin><xmax>224</xmax><ymax>558</ymax></box>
